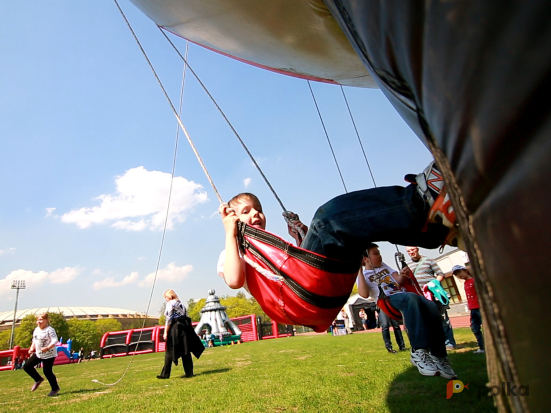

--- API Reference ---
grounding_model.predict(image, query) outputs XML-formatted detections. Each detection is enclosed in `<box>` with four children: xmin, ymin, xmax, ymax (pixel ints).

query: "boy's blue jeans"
<box><xmin>388</xmin><ymin>292</ymin><xmax>447</xmax><ymax>358</ymax></box>
<box><xmin>301</xmin><ymin>184</ymin><xmax>448</xmax><ymax>357</ymax></box>
<box><xmin>302</xmin><ymin>185</ymin><xmax>449</xmax><ymax>263</ymax></box>
<box><xmin>470</xmin><ymin>308</ymin><xmax>485</xmax><ymax>350</ymax></box>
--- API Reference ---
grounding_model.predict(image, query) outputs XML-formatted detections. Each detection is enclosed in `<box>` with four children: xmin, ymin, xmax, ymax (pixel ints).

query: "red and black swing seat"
<box><xmin>237</xmin><ymin>222</ymin><xmax>359</xmax><ymax>332</ymax></box>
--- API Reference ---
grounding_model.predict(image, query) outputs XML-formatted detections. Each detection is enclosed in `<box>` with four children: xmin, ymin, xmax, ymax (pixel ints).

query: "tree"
<box><xmin>0</xmin><ymin>329</ymin><xmax>12</xmax><ymax>351</ymax></box>
<box><xmin>159</xmin><ymin>301</ymin><xmax>167</xmax><ymax>325</ymax></box>
<box><xmin>187</xmin><ymin>298</ymin><xmax>206</xmax><ymax>322</ymax></box>
<box><xmin>67</xmin><ymin>319</ymin><xmax>102</xmax><ymax>352</ymax></box>
<box><xmin>15</xmin><ymin>314</ymin><xmax>36</xmax><ymax>348</ymax></box>
<box><xmin>221</xmin><ymin>292</ymin><xmax>269</xmax><ymax>322</ymax></box>
<box><xmin>47</xmin><ymin>312</ymin><xmax>70</xmax><ymax>344</ymax></box>
<box><xmin>95</xmin><ymin>319</ymin><xmax>122</xmax><ymax>337</ymax></box>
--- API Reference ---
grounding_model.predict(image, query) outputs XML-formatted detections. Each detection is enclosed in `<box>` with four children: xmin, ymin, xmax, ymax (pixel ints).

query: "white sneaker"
<box><xmin>410</xmin><ymin>349</ymin><xmax>439</xmax><ymax>377</ymax></box>
<box><xmin>473</xmin><ymin>349</ymin><xmax>485</xmax><ymax>354</ymax></box>
<box><xmin>413</xmin><ymin>162</ymin><xmax>444</xmax><ymax>206</ymax></box>
<box><xmin>431</xmin><ymin>355</ymin><xmax>457</xmax><ymax>379</ymax></box>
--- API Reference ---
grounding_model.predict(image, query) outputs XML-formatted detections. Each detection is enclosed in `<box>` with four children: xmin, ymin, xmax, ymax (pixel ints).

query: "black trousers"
<box><xmin>23</xmin><ymin>353</ymin><xmax>59</xmax><ymax>391</ymax></box>
<box><xmin>159</xmin><ymin>351</ymin><xmax>193</xmax><ymax>378</ymax></box>
<box><xmin>378</xmin><ymin>310</ymin><xmax>405</xmax><ymax>350</ymax></box>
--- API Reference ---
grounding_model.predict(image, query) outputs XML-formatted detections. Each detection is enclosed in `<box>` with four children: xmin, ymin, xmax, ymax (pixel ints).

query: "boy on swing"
<box><xmin>218</xmin><ymin>161</ymin><xmax>459</xmax><ymax>290</ymax></box>
<box><xmin>358</xmin><ymin>243</ymin><xmax>456</xmax><ymax>379</ymax></box>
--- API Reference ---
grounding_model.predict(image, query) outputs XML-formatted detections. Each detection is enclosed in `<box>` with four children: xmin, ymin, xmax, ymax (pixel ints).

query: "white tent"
<box><xmin>345</xmin><ymin>294</ymin><xmax>376</xmax><ymax>330</ymax></box>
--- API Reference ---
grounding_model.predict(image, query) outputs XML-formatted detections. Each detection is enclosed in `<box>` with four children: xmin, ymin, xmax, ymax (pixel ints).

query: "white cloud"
<box><xmin>139</xmin><ymin>263</ymin><xmax>193</xmax><ymax>287</ymax></box>
<box><xmin>49</xmin><ymin>267</ymin><xmax>81</xmax><ymax>284</ymax></box>
<box><xmin>92</xmin><ymin>263</ymin><xmax>192</xmax><ymax>290</ymax></box>
<box><xmin>45</xmin><ymin>208</ymin><xmax>56</xmax><ymax>217</ymax></box>
<box><xmin>0</xmin><ymin>248</ymin><xmax>15</xmax><ymax>256</ymax></box>
<box><xmin>60</xmin><ymin>166</ymin><xmax>208</xmax><ymax>231</ymax></box>
<box><xmin>93</xmin><ymin>272</ymin><xmax>139</xmax><ymax>290</ymax></box>
<box><xmin>112</xmin><ymin>219</ymin><xmax>147</xmax><ymax>231</ymax></box>
<box><xmin>0</xmin><ymin>266</ymin><xmax>82</xmax><ymax>296</ymax></box>
<box><xmin>244</xmin><ymin>178</ymin><xmax>251</xmax><ymax>187</ymax></box>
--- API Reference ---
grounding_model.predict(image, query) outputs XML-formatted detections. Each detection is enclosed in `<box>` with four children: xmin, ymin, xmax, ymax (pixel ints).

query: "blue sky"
<box><xmin>0</xmin><ymin>1</ymin><xmax>445</xmax><ymax>316</ymax></box>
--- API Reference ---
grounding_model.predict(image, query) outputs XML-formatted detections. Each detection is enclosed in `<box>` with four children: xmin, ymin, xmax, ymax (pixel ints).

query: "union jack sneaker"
<box><xmin>406</xmin><ymin>162</ymin><xmax>456</xmax><ymax>228</ymax></box>
<box><xmin>427</xmin><ymin>187</ymin><xmax>456</xmax><ymax>228</ymax></box>
<box><xmin>405</xmin><ymin>162</ymin><xmax>444</xmax><ymax>204</ymax></box>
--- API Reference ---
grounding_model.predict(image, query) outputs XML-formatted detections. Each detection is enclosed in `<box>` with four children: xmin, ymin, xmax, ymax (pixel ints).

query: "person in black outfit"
<box><xmin>157</xmin><ymin>289</ymin><xmax>204</xmax><ymax>379</ymax></box>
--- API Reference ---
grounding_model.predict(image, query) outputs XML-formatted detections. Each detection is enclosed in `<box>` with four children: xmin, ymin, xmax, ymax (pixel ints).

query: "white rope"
<box><xmin>92</xmin><ymin>1</ymin><xmax>191</xmax><ymax>386</ymax></box>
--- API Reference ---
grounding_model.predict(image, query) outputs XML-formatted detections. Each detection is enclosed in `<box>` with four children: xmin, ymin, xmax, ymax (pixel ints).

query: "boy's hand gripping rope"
<box><xmin>282</xmin><ymin>211</ymin><xmax>307</xmax><ymax>246</ymax></box>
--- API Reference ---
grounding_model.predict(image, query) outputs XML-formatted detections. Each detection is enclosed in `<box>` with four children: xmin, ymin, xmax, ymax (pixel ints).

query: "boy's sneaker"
<box><xmin>473</xmin><ymin>349</ymin><xmax>486</xmax><ymax>354</ymax></box>
<box><xmin>406</xmin><ymin>162</ymin><xmax>456</xmax><ymax>229</ymax></box>
<box><xmin>47</xmin><ymin>389</ymin><xmax>60</xmax><ymax>397</ymax></box>
<box><xmin>406</xmin><ymin>162</ymin><xmax>444</xmax><ymax>205</ymax></box>
<box><xmin>31</xmin><ymin>378</ymin><xmax>44</xmax><ymax>392</ymax></box>
<box><xmin>410</xmin><ymin>349</ymin><xmax>439</xmax><ymax>377</ymax></box>
<box><xmin>431</xmin><ymin>355</ymin><xmax>457</xmax><ymax>379</ymax></box>
<box><xmin>427</xmin><ymin>187</ymin><xmax>456</xmax><ymax>228</ymax></box>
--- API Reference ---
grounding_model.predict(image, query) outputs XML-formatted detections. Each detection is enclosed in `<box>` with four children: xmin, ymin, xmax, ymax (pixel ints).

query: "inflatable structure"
<box><xmin>0</xmin><ymin>339</ymin><xmax>78</xmax><ymax>372</ymax></box>
<box><xmin>193</xmin><ymin>289</ymin><xmax>242</xmax><ymax>343</ymax></box>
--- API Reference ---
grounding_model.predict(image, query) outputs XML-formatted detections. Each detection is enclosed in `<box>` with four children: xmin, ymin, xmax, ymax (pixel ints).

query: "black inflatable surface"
<box><xmin>325</xmin><ymin>1</ymin><xmax>551</xmax><ymax>411</ymax></box>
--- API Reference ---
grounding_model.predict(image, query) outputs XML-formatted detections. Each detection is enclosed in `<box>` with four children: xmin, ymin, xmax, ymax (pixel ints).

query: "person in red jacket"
<box><xmin>453</xmin><ymin>265</ymin><xmax>485</xmax><ymax>354</ymax></box>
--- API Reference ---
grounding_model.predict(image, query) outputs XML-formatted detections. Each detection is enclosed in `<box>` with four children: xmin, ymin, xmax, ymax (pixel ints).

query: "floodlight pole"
<box><xmin>10</xmin><ymin>280</ymin><xmax>26</xmax><ymax>350</ymax></box>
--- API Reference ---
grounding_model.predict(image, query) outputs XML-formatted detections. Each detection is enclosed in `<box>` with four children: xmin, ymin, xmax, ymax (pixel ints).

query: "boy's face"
<box><xmin>454</xmin><ymin>269</ymin><xmax>470</xmax><ymax>280</ymax></box>
<box><xmin>366</xmin><ymin>247</ymin><xmax>383</xmax><ymax>268</ymax></box>
<box><xmin>232</xmin><ymin>198</ymin><xmax>266</xmax><ymax>229</ymax></box>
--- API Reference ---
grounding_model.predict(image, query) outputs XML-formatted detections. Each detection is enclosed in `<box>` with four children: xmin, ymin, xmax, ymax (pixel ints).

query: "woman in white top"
<box><xmin>23</xmin><ymin>312</ymin><xmax>60</xmax><ymax>397</ymax></box>
<box><xmin>157</xmin><ymin>289</ymin><xmax>204</xmax><ymax>379</ymax></box>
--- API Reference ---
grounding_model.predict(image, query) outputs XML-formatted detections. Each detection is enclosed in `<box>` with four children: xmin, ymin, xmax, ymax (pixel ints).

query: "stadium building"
<box><xmin>0</xmin><ymin>307</ymin><xmax>159</xmax><ymax>332</ymax></box>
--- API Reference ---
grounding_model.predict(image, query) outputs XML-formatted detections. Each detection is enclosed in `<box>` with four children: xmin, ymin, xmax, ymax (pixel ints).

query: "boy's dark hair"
<box><xmin>228</xmin><ymin>193</ymin><xmax>262</xmax><ymax>209</ymax></box>
<box><xmin>362</xmin><ymin>243</ymin><xmax>379</xmax><ymax>257</ymax></box>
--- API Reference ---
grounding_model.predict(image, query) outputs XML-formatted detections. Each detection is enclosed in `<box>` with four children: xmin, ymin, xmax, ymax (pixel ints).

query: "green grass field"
<box><xmin>0</xmin><ymin>328</ymin><xmax>496</xmax><ymax>412</ymax></box>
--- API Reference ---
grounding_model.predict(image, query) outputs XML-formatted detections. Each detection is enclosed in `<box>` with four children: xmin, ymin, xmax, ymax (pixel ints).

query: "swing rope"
<box><xmin>158</xmin><ymin>28</ymin><xmax>308</xmax><ymax>239</ymax></box>
<box><xmin>307</xmin><ymin>80</ymin><xmax>348</xmax><ymax>193</ymax></box>
<box><xmin>115</xmin><ymin>0</ymin><xmax>222</xmax><ymax>205</ymax></box>
<box><xmin>338</xmin><ymin>87</ymin><xmax>403</xmax><ymax>255</ymax></box>
<box><xmin>308</xmin><ymin>83</ymin><xmax>405</xmax><ymax>275</ymax></box>
<box><xmin>339</xmin><ymin>86</ymin><xmax>377</xmax><ymax>188</ymax></box>
<box><xmin>158</xmin><ymin>28</ymin><xmax>288</xmax><ymax>213</ymax></box>
<box><xmin>92</xmin><ymin>1</ymin><xmax>191</xmax><ymax>386</ymax></box>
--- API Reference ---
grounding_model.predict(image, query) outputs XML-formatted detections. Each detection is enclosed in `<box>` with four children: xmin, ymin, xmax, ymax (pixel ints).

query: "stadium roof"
<box><xmin>0</xmin><ymin>307</ymin><xmax>156</xmax><ymax>327</ymax></box>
